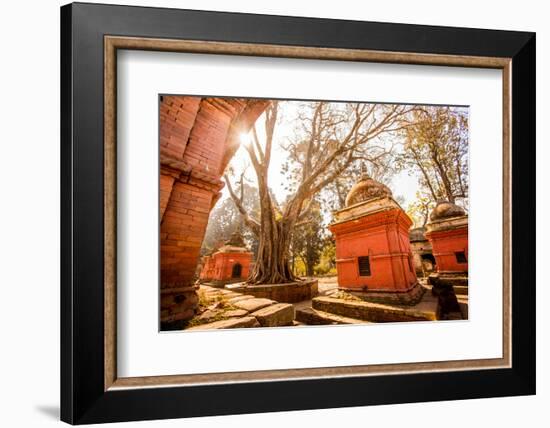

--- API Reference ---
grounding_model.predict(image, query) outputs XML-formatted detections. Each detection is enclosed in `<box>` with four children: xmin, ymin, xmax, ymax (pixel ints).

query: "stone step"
<box><xmin>233</xmin><ymin>297</ymin><xmax>274</xmax><ymax>312</ymax></box>
<box><xmin>187</xmin><ymin>316</ymin><xmax>260</xmax><ymax>330</ymax></box>
<box><xmin>453</xmin><ymin>285</ymin><xmax>468</xmax><ymax>296</ymax></box>
<box><xmin>312</xmin><ymin>296</ymin><xmax>438</xmax><ymax>322</ymax></box>
<box><xmin>251</xmin><ymin>303</ymin><xmax>295</xmax><ymax>327</ymax></box>
<box><xmin>226</xmin><ymin>279</ymin><xmax>318</xmax><ymax>303</ymax></box>
<box><xmin>296</xmin><ymin>306</ymin><xmax>366</xmax><ymax>325</ymax></box>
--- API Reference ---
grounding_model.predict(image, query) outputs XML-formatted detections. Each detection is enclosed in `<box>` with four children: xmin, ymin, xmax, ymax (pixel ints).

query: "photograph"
<box><xmin>159</xmin><ymin>96</ymin><xmax>470</xmax><ymax>331</ymax></box>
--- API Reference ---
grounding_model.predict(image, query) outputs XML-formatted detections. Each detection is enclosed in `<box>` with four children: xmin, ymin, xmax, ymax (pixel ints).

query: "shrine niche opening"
<box><xmin>231</xmin><ymin>263</ymin><xmax>242</xmax><ymax>279</ymax></box>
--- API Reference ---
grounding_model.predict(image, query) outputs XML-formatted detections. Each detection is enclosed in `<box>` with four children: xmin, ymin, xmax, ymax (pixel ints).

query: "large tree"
<box><xmin>397</xmin><ymin>106</ymin><xmax>469</xmax><ymax>205</ymax></box>
<box><xmin>225</xmin><ymin>101</ymin><xmax>414</xmax><ymax>284</ymax></box>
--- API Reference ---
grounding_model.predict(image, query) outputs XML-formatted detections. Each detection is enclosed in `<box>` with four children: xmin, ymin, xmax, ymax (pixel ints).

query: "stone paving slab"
<box><xmin>233</xmin><ymin>298</ymin><xmax>275</xmax><ymax>312</ymax></box>
<box><xmin>189</xmin><ymin>286</ymin><xmax>293</xmax><ymax>330</ymax></box>
<box><xmin>219</xmin><ymin>289</ymin><xmax>240</xmax><ymax>296</ymax></box>
<box><xmin>295</xmin><ymin>307</ymin><xmax>367</xmax><ymax>325</ymax></box>
<box><xmin>227</xmin><ymin>279</ymin><xmax>318</xmax><ymax>303</ymax></box>
<box><xmin>224</xmin><ymin>309</ymin><xmax>249</xmax><ymax>318</ymax></box>
<box><xmin>187</xmin><ymin>316</ymin><xmax>260</xmax><ymax>330</ymax></box>
<box><xmin>251</xmin><ymin>303</ymin><xmax>295</xmax><ymax>327</ymax></box>
<box><xmin>198</xmin><ymin>309</ymin><xmax>221</xmax><ymax>321</ymax></box>
<box><xmin>227</xmin><ymin>295</ymin><xmax>256</xmax><ymax>304</ymax></box>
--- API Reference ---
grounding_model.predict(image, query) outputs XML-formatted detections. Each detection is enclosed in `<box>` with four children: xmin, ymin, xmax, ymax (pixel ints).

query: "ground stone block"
<box><xmin>252</xmin><ymin>303</ymin><xmax>295</xmax><ymax>327</ymax></box>
<box><xmin>312</xmin><ymin>296</ymin><xmax>438</xmax><ymax>322</ymax></box>
<box><xmin>198</xmin><ymin>309</ymin><xmax>220</xmax><ymax>321</ymax></box>
<box><xmin>188</xmin><ymin>316</ymin><xmax>260</xmax><ymax>330</ymax></box>
<box><xmin>224</xmin><ymin>309</ymin><xmax>249</xmax><ymax>317</ymax></box>
<box><xmin>233</xmin><ymin>298</ymin><xmax>274</xmax><ymax>312</ymax></box>
<box><xmin>295</xmin><ymin>307</ymin><xmax>365</xmax><ymax>325</ymax></box>
<box><xmin>227</xmin><ymin>295</ymin><xmax>256</xmax><ymax>304</ymax></box>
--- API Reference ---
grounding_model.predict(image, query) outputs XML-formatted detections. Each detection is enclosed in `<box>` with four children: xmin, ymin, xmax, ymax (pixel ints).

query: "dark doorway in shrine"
<box><xmin>421</xmin><ymin>254</ymin><xmax>436</xmax><ymax>272</ymax></box>
<box><xmin>232</xmin><ymin>263</ymin><xmax>243</xmax><ymax>278</ymax></box>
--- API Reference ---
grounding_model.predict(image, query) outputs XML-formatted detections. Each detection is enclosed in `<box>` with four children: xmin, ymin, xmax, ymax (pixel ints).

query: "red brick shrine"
<box><xmin>199</xmin><ymin>231</ymin><xmax>253</xmax><ymax>286</ymax></box>
<box><xmin>425</xmin><ymin>201</ymin><xmax>468</xmax><ymax>274</ymax></box>
<box><xmin>328</xmin><ymin>175</ymin><xmax>420</xmax><ymax>301</ymax></box>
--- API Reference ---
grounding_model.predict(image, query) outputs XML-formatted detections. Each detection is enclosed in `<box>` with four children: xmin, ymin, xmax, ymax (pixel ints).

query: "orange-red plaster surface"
<box><xmin>425</xmin><ymin>227</ymin><xmax>468</xmax><ymax>273</ymax></box>
<box><xmin>329</xmin><ymin>208</ymin><xmax>418</xmax><ymax>292</ymax></box>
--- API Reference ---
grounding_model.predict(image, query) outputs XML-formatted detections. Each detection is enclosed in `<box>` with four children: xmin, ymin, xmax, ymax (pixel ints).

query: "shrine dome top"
<box><xmin>429</xmin><ymin>201</ymin><xmax>466</xmax><ymax>222</ymax></box>
<box><xmin>345</xmin><ymin>175</ymin><xmax>393</xmax><ymax>207</ymax></box>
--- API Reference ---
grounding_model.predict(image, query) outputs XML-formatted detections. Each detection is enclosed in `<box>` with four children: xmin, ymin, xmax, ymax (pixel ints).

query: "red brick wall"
<box><xmin>159</xmin><ymin>174</ymin><xmax>175</xmax><ymax>219</ymax></box>
<box><xmin>426</xmin><ymin>227</ymin><xmax>468</xmax><ymax>273</ymax></box>
<box><xmin>159</xmin><ymin>96</ymin><xmax>269</xmax><ymax>326</ymax></box>
<box><xmin>160</xmin><ymin>96</ymin><xmax>200</xmax><ymax>159</ymax></box>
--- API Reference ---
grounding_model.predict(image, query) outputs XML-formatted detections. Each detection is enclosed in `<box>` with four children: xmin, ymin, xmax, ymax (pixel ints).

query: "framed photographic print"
<box><xmin>60</xmin><ymin>2</ymin><xmax>536</xmax><ymax>424</ymax></box>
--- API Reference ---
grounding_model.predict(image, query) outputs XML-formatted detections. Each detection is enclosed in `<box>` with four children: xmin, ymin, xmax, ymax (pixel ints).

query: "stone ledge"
<box><xmin>295</xmin><ymin>307</ymin><xmax>366</xmax><ymax>325</ymax></box>
<box><xmin>428</xmin><ymin>273</ymin><xmax>468</xmax><ymax>289</ymax></box>
<box><xmin>227</xmin><ymin>295</ymin><xmax>256</xmax><ymax>304</ymax></box>
<box><xmin>252</xmin><ymin>303</ymin><xmax>295</xmax><ymax>327</ymax></box>
<box><xmin>187</xmin><ymin>316</ymin><xmax>260</xmax><ymax>330</ymax></box>
<box><xmin>338</xmin><ymin>282</ymin><xmax>425</xmax><ymax>306</ymax></box>
<box><xmin>312</xmin><ymin>295</ymin><xmax>438</xmax><ymax>323</ymax></box>
<box><xmin>227</xmin><ymin>279</ymin><xmax>318</xmax><ymax>303</ymax></box>
<box><xmin>233</xmin><ymin>298</ymin><xmax>275</xmax><ymax>312</ymax></box>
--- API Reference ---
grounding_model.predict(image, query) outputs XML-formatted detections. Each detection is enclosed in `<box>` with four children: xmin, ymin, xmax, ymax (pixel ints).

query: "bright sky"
<box><xmin>219</xmin><ymin>101</ymin><xmax>464</xmax><ymax>221</ymax></box>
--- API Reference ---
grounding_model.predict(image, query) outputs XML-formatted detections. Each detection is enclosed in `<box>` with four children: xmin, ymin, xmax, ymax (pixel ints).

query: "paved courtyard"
<box><xmin>183</xmin><ymin>274</ymin><xmax>467</xmax><ymax>330</ymax></box>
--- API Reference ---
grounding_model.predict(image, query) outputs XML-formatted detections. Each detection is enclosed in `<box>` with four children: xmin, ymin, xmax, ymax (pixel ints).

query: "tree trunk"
<box><xmin>248</xmin><ymin>218</ymin><xmax>297</xmax><ymax>284</ymax></box>
<box><xmin>433</xmin><ymin>158</ymin><xmax>455</xmax><ymax>203</ymax></box>
<box><xmin>305</xmin><ymin>260</ymin><xmax>315</xmax><ymax>277</ymax></box>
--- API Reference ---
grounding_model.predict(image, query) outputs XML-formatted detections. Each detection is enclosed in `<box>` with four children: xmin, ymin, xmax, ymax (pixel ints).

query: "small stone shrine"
<box><xmin>199</xmin><ymin>230</ymin><xmax>253</xmax><ymax>287</ymax></box>
<box><xmin>425</xmin><ymin>201</ymin><xmax>468</xmax><ymax>294</ymax></box>
<box><xmin>328</xmin><ymin>174</ymin><xmax>422</xmax><ymax>303</ymax></box>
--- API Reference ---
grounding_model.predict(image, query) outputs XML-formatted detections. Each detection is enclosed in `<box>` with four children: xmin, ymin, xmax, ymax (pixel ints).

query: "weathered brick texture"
<box><xmin>159</xmin><ymin>96</ymin><xmax>269</xmax><ymax>327</ymax></box>
<box><xmin>160</xmin><ymin>96</ymin><xmax>201</xmax><ymax>159</ymax></box>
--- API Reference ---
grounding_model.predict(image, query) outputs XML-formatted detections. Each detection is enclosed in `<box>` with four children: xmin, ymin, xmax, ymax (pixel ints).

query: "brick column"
<box><xmin>159</xmin><ymin>97</ymin><xmax>270</xmax><ymax>328</ymax></box>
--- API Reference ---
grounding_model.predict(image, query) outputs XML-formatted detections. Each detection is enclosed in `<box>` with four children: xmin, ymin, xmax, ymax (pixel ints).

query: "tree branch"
<box><xmin>223</xmin><ymin>174</ymin><xmax>261</xmax><ymax>236</ymax></box>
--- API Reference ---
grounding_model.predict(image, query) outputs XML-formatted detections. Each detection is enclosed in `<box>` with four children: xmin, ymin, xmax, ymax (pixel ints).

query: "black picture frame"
<box><xmin>61</xmin><ymin>2</ymin><xmax>535</xmax><ymax>424</ymax></box>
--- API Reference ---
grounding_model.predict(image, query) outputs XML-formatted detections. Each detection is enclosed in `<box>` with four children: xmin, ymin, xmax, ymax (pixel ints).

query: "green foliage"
<box><xmin>290</xmin><ymin>199</ymin><xmax>326</xmax><ymax>277</ymax></box>
<box><xmin>395</xmin><ymin>106</ymin><xmax>469</xmax><ymax>207</ymax></box>
<box><xmin>292</xmin><ymin>257</ymin><xmax>307</xmax><ymax>277</ymax></box>
<box><xmin>314</xmin><ymin>236</ymin><xmax>337</xmax><ymax>275</ymax></box>
<box><xmin>406</xmin><ymin>191</ymin><xmax>435</xmax><ymax>227</ymax></box>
